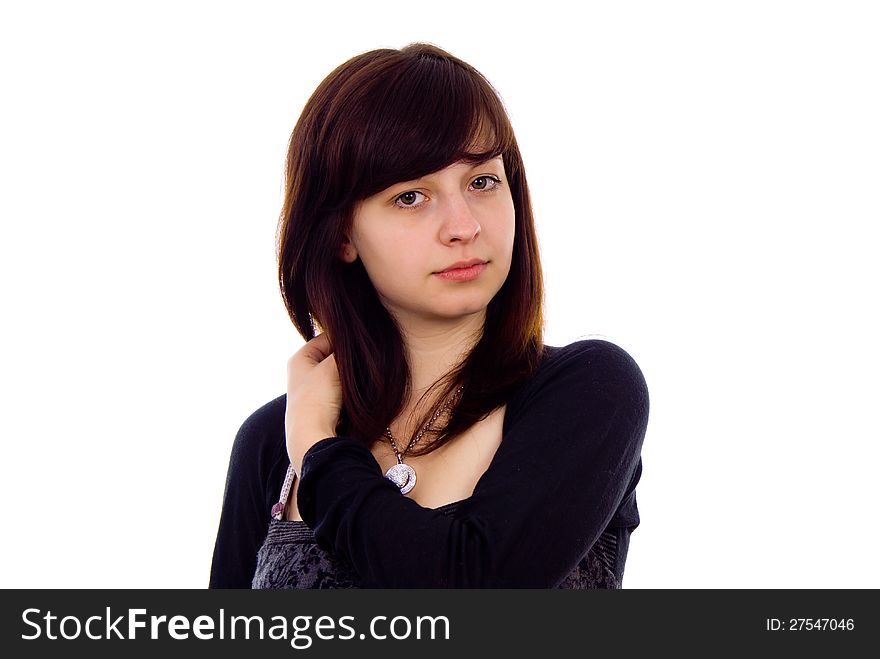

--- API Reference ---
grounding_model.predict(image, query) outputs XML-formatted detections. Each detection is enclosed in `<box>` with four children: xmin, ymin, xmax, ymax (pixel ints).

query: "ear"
<box><xmin>338</xmin><ymin>238</ymin><xmax>358</xmax><ymax>263</ymax></box>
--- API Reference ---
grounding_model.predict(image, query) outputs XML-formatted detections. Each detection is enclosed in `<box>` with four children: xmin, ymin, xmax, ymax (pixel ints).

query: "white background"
<box><xmin>1</xmin><ymin>0</ymin><xmax>877</xmax><ymax>588</ymax></box>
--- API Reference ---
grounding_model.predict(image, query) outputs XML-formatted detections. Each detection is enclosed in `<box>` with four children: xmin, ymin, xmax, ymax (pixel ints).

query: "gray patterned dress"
<box><xmin>251</xmin><ymin>464</ymin><xmax>623</xmax><ymax>589</ymax></box>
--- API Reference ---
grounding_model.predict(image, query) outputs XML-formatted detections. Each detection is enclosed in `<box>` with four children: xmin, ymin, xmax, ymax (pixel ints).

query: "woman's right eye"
<box><xmin>395</xmin><ymin>191</ymin><xmax>427</xmax><ymax>209</ymax></box>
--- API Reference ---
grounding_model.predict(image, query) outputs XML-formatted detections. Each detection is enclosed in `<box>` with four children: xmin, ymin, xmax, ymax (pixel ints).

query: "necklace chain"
<box><xmin>385</xmin><ymin>385</ymin><xmax>464</xmax><ymax>463</ymax></box>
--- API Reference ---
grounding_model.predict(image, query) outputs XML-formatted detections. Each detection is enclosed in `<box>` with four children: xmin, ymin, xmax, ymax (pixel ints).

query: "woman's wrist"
<box><xmin>288</xmin><ymin>425</ymin><xmax>337</xmax><ymax>474</ymax></box>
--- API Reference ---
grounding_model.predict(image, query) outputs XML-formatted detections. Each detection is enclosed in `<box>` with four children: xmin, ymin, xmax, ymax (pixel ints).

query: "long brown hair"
<box><xmin>277</xmin><ymin>43</ymin><xmax>545</xmax><ymax>455</ymax></box>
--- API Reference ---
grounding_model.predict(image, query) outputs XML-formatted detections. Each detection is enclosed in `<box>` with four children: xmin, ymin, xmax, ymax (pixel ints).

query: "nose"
<box><xmin>441</xmin><ymin>193</ymin><xmax>481</xmax><ymax>244</ymax></box>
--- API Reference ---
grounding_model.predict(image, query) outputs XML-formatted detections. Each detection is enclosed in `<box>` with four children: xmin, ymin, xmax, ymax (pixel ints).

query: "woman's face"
<box><xmin>341</xmin><ymin>156</ymin><xmax>515</xmax><ymax>329</ymax></box>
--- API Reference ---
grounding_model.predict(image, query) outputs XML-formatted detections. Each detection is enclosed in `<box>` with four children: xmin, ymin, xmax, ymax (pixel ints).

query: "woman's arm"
<box><xmin>209</xmin><ymin>396</ymin><xmax>287</xmax><ymax>588</ymax></box>
<box><xmin>297</xmin><ymin>340</ymin><xmax>649</xmax><ymax>588</ymax></box>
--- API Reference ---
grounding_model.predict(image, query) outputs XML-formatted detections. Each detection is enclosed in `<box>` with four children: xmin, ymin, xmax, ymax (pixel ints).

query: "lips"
<box><xmin>436</xmin><ymin>258</ymin><xmax>488</xmax><ymax>274</ymax></box>
<box><xmin>434</xmin><ymin>262</ymin><xmax>487</xmax><ymax>281</ymax></box>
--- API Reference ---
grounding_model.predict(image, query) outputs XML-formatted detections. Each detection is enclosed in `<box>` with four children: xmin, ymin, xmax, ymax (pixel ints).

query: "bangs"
<box><xmin>319</xmin><ymin>46</ymin><xmax>516</xmax><ymax>206</ymax></box>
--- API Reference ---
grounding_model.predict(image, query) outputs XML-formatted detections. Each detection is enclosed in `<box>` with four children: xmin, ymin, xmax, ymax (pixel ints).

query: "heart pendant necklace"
<box><xmin>383</xmin><ymin>385</ymin><xmax>463</xmax><ymax>495</ymax></box>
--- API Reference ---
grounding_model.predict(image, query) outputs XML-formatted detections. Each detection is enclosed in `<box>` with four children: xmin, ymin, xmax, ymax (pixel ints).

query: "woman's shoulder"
<box><xmin>230</xmin><ymin>393</ymin><xmax>288</xmax><ymax>474</ymax></box>
<box><xmin>504</xmin><ymin>338</ymin><xmax>649</xmax><ymax>431</ymax></box>
<box><xmin>543</xmin><ymin>337</ymin><xmax>641</xmax><ymax>363</ymax></box>
<box><xmin>237</xmin><ymin>393</ymin><xmax>287</xmax><ymax>436</ymax></box>
<box><xmin>539</xmin><ymin>338</ymin><xmax>648</xmax><ymax>400</ymax></box>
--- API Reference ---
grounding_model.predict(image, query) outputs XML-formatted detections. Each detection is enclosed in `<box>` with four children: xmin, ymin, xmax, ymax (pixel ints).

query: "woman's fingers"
<box><xmin>287</xmin><ymin>333</ymin><xmax>334</xmax><ymax>373</ymax></box>
<box><xmin>302</xmin><ymin>332</ymin><xmax>333</xmax><ymax>363</ymax></box>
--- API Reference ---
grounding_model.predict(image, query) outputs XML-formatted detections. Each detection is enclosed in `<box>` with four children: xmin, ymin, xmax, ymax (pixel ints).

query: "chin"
<box><xmin>431</xmin><ymin>299</ymin><xmax>491</xmax><ymax>320</ymax></box>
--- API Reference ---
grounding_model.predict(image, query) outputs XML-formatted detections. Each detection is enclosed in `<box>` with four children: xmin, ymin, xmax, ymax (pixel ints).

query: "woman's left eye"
<box><xmin>470</xmin><ymin>175</ymin><xmax>502</xmax><ymax>191</ymax></box>
<box><xmin>395</xmin><ymin>190</ymin><xmax>427</xmax><ymax>208</ymax></box>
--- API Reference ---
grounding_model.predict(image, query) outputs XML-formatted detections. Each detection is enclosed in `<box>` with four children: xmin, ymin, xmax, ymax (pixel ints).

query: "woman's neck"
<box><xmin>398</xmin><ymin>309</ymin><xmax>485</xmax><ymax>400</ymax></box>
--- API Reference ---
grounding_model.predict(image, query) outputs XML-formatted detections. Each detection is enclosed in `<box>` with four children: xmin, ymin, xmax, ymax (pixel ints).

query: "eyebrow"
<box><xmin>398</xmin><ymin>157</ymin><xmax>503</xmax><ymax>186</ymax></box>
<box><xmin>463</xmin><ymin>155</ymin><xmax>503</xmax><ymax>166</ymax></box>
<box><xmin>378</xmin><ymin>158</ymin><xmax>503</xmax><ymax>200</ymax></box>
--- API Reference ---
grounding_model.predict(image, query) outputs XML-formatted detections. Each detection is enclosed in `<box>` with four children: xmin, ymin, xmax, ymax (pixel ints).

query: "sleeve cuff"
<box><xmin>297</xmin><ymin>436</ymin><xmax>401</xmax><ymax>543</ymax></box>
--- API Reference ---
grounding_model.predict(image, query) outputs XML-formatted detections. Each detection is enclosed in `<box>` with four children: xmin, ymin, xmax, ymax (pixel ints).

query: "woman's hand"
<box><xmin>285</xmin><ymin>332</ymin><xmax>343</xmax><ymax>474</ymax></box>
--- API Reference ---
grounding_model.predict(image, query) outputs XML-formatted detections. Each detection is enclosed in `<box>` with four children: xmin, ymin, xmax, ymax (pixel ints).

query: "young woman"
<box><xmin>209</xmin><ymin>43</ymin><xmax>649</xmax><ymax>588</ymax></box>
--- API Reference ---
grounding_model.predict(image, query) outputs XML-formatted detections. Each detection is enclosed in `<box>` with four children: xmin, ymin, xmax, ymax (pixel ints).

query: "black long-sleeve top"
<box><xmin>209</xmin><ymin>339</ymin><xmax>649</xmax><ymax>588</ymax></box>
